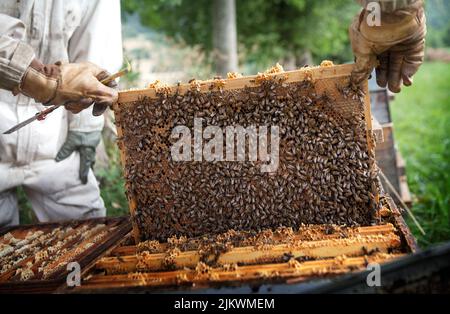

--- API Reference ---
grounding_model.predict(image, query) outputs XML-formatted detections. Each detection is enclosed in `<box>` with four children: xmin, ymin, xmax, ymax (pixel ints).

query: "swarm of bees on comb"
<box><xmin>115</xmin><ymin>62</ymin><xmax>382</xmax><ymax>241</ymax></box>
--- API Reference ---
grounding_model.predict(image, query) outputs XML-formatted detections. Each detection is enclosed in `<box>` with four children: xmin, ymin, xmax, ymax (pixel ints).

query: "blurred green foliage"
<box><xmin>121</xmin><ymin>0</ymin><xmax>450</xmax><ymax>71</ymax></box>
<box><xmin>96</xmin><ymin>136</ymin><xmax>130</xmax><ymax>217</ymax></box>
<box><xmin>18</xmin><ymin>187</ymin><xmax>35</xmax><ymax>225</ymax></box>
<box><xmin>121</xmin><ymin>0</ymin><xmax>358</xmax><ymax>69</ymax></box>
<box><xmin>391</xmin><ymin>61</ymin><xmax>450</xmax><ymax>247</ymax></box>
<box><xmin>120</xmin><ymin>57</ymin><xmax>142</xmax><ymax>89</ymax></box>
<box><xmin>425</xmin><ymin>0</ymin><xmax>450</xmax><ymax>47</ymax></box>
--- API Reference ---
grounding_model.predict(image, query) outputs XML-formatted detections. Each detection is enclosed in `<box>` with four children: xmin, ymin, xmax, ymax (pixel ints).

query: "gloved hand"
<box><xmin>55</xmin><ymin>131</ymin><xmax>102</xmax><ymax>184</ymax></box>
<box><xmin>349</xmin><ymin>0</ymin><xmax>426</xmax><ymax>92</ymax></box>
<box><xmin>17</xmin><ymin>60</ymin><xmax>118</xmax><ymax>116</ymax></box>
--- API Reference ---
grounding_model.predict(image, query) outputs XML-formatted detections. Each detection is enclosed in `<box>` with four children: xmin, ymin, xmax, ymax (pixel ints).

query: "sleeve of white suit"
<box><xmin>67</xmin><ymin>0</ymin><xmax>123</xmax><ymax>132</ymax></box>
<box><xmin>0</xmin><ymin>13</ymin><xmax>35</xmax><ymax>91</ymax></box>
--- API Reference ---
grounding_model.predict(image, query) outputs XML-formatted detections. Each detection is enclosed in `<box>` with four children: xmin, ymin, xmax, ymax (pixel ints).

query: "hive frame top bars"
<box><xmin>119</xmin><ymin>64</ymin><xmax>370</xmax><ymax>107</ymax></box>
<box><xmin>114</xmin><ymin>63</ymin><xmax>376</xmax><ymax>243</ymax></box>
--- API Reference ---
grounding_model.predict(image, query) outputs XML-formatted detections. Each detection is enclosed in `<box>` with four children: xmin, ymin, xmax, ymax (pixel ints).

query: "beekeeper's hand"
<box><xmin>349</xmin><ymin>0</ymin><xmax>426</xmax><ymax>93</ymax></box>
<box><xmin>17</xmin><ymin>60</ymin><xmax>117</xmax><ymax>116</ymax></box>
<box><xmin>55</xmin><ymin>131</ymin><xmax>102</xmax><ymax>184</ymax></box>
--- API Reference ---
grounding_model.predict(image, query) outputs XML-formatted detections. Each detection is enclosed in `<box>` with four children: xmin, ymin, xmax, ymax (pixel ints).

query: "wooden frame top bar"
<box><xmin>118</xmin><ymin>63</ymin><xmax>354</xmax><ymax>103</ymax></box>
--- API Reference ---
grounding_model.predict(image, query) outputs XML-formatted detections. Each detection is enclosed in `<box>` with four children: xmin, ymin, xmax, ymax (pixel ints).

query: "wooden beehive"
<box><xmin>61</xmin><ymin>63</ymin><xmax>418</xmax><ymax>293</ymax></box>
<box><xmin>114</xmin><ymin>63</ymin><xmax>381</xmax><ymax>242</ymax></box>
<box><xmin>0</xmin><ymin>217</ymin><xmax>131</xmax><ymax>293</ymax></box>
<box><xmin>65</xmin><ymin>196</ymin><xmax>416</xmax><ymax>293</ymax></box>
<box><xmin>0</xmin><ymin>64</ymin><xmax>419</xmax><ymax>294</ymax></box>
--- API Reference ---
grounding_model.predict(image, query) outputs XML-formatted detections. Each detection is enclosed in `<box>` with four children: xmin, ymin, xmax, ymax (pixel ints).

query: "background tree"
<box><xmin>212</xmin><ymin>0</ymin><xmax>238</xmax><ymax>76</ymax></box>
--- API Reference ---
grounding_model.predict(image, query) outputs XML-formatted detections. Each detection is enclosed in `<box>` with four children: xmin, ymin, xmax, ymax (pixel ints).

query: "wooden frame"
<box><xmin>118</xmin><ymin>64</ymin><xmax>357</xmax><ymax>102</ymax></box>
<box><xmin>95</xmin><ymin>226</ymin><xmax>400</xmax><ymax>274</ymax></box>
<box><xmin>113</xmin><ymin>63</ymin><xmax>379</xmax><ymax>242</ymax></box>
<box><xmin>72</xmin><ymin>254</ymin><xmax>405</xmax><ymax>292</ymax></box>
<box><xmin>67</xmin><ymin>221</ymin><xmax>407</xmax><ymax>292</ymax></box>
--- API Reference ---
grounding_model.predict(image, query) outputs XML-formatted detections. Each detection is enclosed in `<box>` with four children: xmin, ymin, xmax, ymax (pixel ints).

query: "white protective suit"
<box><xmin>0</xmin><ymin>0</ymin><xmax>123</xmax><ymax>226</ymax></box>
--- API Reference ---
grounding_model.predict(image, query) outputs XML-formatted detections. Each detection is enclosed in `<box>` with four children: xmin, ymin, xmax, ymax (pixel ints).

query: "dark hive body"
<box><xmin>116</xmin><ymin>72</ymin><xmax>380</xmax><ymax>241</ymax></box>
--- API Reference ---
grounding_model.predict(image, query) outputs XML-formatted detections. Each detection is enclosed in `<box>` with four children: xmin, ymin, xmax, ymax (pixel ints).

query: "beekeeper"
<box><xmin>0</xmin><ymin>0</ymin><xmax>123</xmax><ymax>226</ymax></box>
<box><xmin>350</xmin><ymin>0</ymin><xmax>426</xmax><ymax>92</ymax></box>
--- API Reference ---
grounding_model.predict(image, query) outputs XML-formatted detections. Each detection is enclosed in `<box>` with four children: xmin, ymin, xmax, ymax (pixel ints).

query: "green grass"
<box><xmin>18</xmin><ymin>187</ymin><xmax>36</xmax><ymax>225</ymax></box>
<box><xmin>390</xmin><ymin>61</ymin><xmax>450</xmax><ymax>247</ymax></box>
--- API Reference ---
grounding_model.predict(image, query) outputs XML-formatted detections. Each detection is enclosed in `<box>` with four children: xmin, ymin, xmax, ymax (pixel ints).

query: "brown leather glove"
<box><xmin>18</xmin><ymin>60</ymin><xmax>118</xmax><ymax>116</ymax></box>
<box><xmin>349</xmin><ymin>1</ymin><xmax>426</xmax><ymax>92</ymax></box>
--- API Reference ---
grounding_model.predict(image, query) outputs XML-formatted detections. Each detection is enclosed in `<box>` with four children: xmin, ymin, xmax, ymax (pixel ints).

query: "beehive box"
<box><xmin>66</xmin><ymin>196</ymin><xmax>416</xmax><ymax>293</ymax></box>
<box><xmin>0</xmin><ymin>217</ymin><xmax>131</xmax><ymax>293</ymax></box>
<box><xmin>114</xmin><ymin>63</ymin><xmax>381</xmax><ymax>242</ymax></box>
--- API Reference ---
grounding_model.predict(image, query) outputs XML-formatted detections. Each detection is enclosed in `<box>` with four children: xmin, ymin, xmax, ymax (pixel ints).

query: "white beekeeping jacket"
<box><xmin>0</xmin><ymin>0</ymin><xmax>123</xmax><ymax>192</ymax></box>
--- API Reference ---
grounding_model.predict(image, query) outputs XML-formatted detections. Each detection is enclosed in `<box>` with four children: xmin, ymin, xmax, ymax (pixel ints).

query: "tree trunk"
<box><xmin>212</xmin><ymin>0</ymin><xmax>238</xmax><ymax>76</ymax></box>
<box><xmin>283</xmin><ymin>53</ymin><xmax>297</xmax><ymax>71</ymax></box>
<box><xmin>296</xmin><ymin>50</ymin><xmax>313</xmax><ymax>67</ymax></box>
